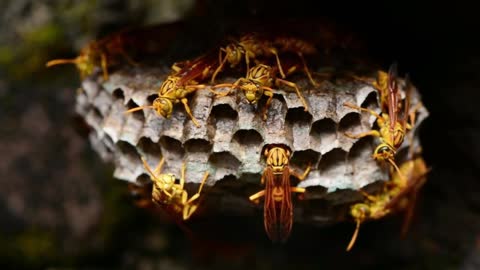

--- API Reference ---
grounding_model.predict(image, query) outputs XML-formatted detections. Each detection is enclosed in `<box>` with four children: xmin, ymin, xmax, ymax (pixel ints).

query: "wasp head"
<box><xmin>373</xmin><ymin>143</ymin><xmax>396</xmax><ymax>162</ymax></box>
<box><xmin>225</xmin><ymin>44</ymin><xmax>243</xmax><ymax>67</ymax></box>
<box><xmin>265</xmin><ymin>147</ymin><xmax>290</xmax><ymax>173</ymax></box>
<box><xmin>376</xmin><ymin>70</ymin><xmax>389</xmax><ymax>89</ymax></box>
<box><xmin>153</xmin><ymin>97</ymin><xmax>173</xmax><ymax>119</ymax></box>
<box><xmin>238</xmin><ymin>80</ymin><xmax>263</xmax><ymax>104</ymax></box>
<box><xmin>350</xmin><ymin>203</ymin><xmax>370</xmax><ymax>221</ymax></box>
<box><xmin>152</xmin><ymin>173</ymin><xmax>176</xmax><ymax>203</ymax></box>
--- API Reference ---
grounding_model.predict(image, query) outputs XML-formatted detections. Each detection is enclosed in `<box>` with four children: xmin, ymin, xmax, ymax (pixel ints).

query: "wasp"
<box><xmin>141</xmin><ymin>156</ymin><xmax>209</xmax><ymax>221</ymax></box>
<box><xmin>212</xmin><ymin>62</ymin><xmax>310</xmax><ymax>120</ymax></box>
<box><xmin>46</xmin><ymin>30</ymin><xmax>137</xmax><ymax>81</ymax></box>
<box><xmin>346</xmin><ymin>149</ymin><xmax>429</xmax><ymax>251</ymax></box>
<box><xmin>249</xmin><ymin>146</ymin><xmax>311</xmax><ymax>242</ymax></box>
<box><xmin>343</xmin><ymin>64</ymin><xmax>420</xmax><ymax>176</ymax></box>
<box><xmin>350</xmin><ymin>68</ymin><xmax>391</xmax><ymax>112</ymax></box>
<box><xmin>125</xmin><ymin>50</ymin><xmax>219</xmax><ymax>127</ymax></box>
<box><xmin>210</xmin><ymin>33</ymin><xmax>318</xmax><ymax>86</ymax></box>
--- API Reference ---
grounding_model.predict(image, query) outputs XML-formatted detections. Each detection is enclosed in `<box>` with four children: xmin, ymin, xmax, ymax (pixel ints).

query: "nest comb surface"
<box><xmin>75</xmin><ymin>65</ymin><xmax>428</xmax><ymax>225</ymax></box>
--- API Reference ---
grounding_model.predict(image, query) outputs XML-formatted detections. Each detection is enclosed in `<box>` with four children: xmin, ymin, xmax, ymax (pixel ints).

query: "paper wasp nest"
<box><xmin>75</xmin><ymin>65</ymin><xmax>428</xmax><ymax>225</ymax></box>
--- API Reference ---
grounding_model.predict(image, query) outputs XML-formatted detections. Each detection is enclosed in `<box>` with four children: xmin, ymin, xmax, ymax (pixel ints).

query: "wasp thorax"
<box><xmin>250</xmin><ymin>64</ymin><xmax>271</xmax><ymax>78</ymax></box>
<box><xmin>152</xmin><ymin>174</ymin><xmax>176</xmax><ymax>197</ymax></box>
<box><xmin>376</xmin><ymin>70</ymin><xmax>388</xmax><ymax>88</ymax></box>
<box><xmin>160</xmin><ymin>77</ymin><xmax>179</xmax><ymax>94</ymax></box>
<box><xmin>153</xmin><ymin>98</ymin><xmax>173</xmax><ymax>118</ymax></box>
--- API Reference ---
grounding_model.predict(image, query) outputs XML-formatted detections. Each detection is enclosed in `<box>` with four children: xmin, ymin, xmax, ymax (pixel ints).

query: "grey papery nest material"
<box><xmin>76</xmin><ymin>65</ymin><xmax>428</xmax><ymax>225</ymax></box>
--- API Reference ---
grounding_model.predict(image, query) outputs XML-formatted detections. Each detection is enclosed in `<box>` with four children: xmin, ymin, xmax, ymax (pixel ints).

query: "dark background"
<box><xmin>1</xmin><ymin>0</ymin><xmax>479</xmax><ymax>269</ymax></box>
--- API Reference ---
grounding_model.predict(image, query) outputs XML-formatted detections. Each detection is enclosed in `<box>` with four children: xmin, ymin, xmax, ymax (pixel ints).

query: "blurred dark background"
<box><xmin>1</xmin><ymin>0</ymin><xmax>479</xmax><ymax>269</ymax></box>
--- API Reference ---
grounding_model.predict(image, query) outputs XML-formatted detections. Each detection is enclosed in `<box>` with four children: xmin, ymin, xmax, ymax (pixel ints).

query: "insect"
<box><xmin>249</xmin><ymin>145</ymin><xmax>311</xmax><ymax>242</ymax></box>
<box><xmin>343</xmin><ymin>64</ymin><xmax>420</xmax><ymax>176</ymax></box>
<box><xmin>210</xmin><ymin>33</ymin><xmax>318</xmax><ymax>86</ymax></box>
<box><xmin>212</xmin><ymin>62</ymin><xmax>310</xmax><ymax>120</ymax></box>
<box><xmin>345</xmin><ymin>149</ymin><xmax>430</xmax><ymax>251</ymax></box>
<box><xmin>352</xmin><ymin>69</ymin><xmax>390</xmax><ymax>110</ymax></box>
<box><xmin>46</xmin><ymin>30</ymin><xmax>137</xmax><ymax>81</ymax></box>
<box><xmin>210</xmin><ymin>33</ymin><xmax>284</xmax><ymax>83</ymax></box>
<box><xmin>141</xmin><ymin>156</ymin><xmax>209</xmax><ymax>221</ymax></box>
<box><xmin>272</xmin><ymin>35</ymin><xmax>319</xmax><ymax>86</ymax></box>
<box><xmin>125</xmin><ymin>51</ymin><xmax>218</xmax><ymax>127</ymax></box>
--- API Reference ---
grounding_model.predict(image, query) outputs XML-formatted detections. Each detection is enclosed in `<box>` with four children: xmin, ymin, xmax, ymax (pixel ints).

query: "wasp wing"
<box><xmin>176</xmin><ymin>49</ymin><xmax>219</xmax><ymax>85</ymax></box>
<box><xmin>385</xmin><ymin>162</ymin><xmax>430</xmax><ymax>211</ymax></box>
<box><xmin>263</xmin><ymin>166</ymin><xmax>293</xmax><ymax>242</ymax></box>
<box><xmin>387</xmin><ymin>62</ymin><xmax>399</xmax><ymax>133</ymax></box>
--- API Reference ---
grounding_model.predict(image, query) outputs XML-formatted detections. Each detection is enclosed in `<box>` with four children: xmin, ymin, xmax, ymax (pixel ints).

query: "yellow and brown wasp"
<box><xmin>125</xmin><ymin>50</ymin><xmax>219</xmax><ymax>127</ymax></box>
<box><xmin>212</xmin><ymin>61</ymin><xmax>310</xmax><ymax>120</ymax></box>
<box><xmin>343</xmin><ymin>64</ymin><xmax>420</xmax><ymax>176</ymax></box>
<box><xmin>210</xmin><ymin>33</ymin><xmax>318</xmax><ymax>86</ymax></box>
<box><xmin>45</xmin><ymin>22</ymin><xmax>188</xmax><ymax>81</ymax></box>
<box><xmin>141</xmin><ymin>156</ymin><xmax>210</xmax><ymax>221</ymax></box>
<box><xmin>249</xmin><ymin>145</ymin><xmax>311</xmax><ymax>242</ymax></box>
<box><xmin>46</xmin><ymin>29</ymin><xmax>137</xmax><ymax>81</ymax></box>
<box><xmin>346</xmin><ymin>148</ymin><xmax>430</xmax><ymax>251</ymax></box>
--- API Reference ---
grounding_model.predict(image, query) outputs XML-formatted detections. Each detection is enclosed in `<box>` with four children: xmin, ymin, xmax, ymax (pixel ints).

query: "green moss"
<box><xmin>0</xmin><ymin>227</ymin><xmax>60</xmax><ymax>268</ymax></box>
<box><xmin>0</xmin><ymin>46</ymin><xmax>15</xmax><ymax>66</ymax></box>
<box><xmin>15</xmin><ymin>228</ymin><xmax>56</xmax><ymax>262</ymax></box>
<box><xmin>22</xmin><ymin>24</ymin><xmax>63</xmax><ymax>47</ymax></box>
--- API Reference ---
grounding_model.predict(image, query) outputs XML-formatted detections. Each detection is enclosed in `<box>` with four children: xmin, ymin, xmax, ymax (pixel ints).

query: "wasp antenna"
<box><xmin>346</xmin><ymin>220</ymin><xmax>361</xmax><ymax>251</ymax></box>
<box><xmin>388</xmin><ymin>61</ymin><xmax>398</xmax><ymax>77</ymax></box>
<box><xmin>46</xmin><ymin>58</ymin><xmax>79</xmax><ymax>67</ymax></box>
<box><xmin>124</xmin><ymin>105</ymin><xmax>154</xmax><ymax>114</ymax></box>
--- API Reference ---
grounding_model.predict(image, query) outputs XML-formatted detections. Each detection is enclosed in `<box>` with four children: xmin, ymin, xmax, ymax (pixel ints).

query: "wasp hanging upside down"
<box><xmin>346</xmin><ymin>148</ymin><xmax>430</xmax><ymax>251</ymax></box>
<box><xmin>249</xmin><ymin>146</ymin><xmax>311</xmax><ymax>242</ymax></box>
<box><xmin>142</xmin><ymin>156</ymin><xmax>209</xmax><ymax>221</ymax></box>
<box><xmin>212</xmin><ymin>62</ymin><xmax>310</xmax><ymax>120</ymax></box>
<box><xmin>210</xmin><ymin>33</ymin><xmax>318</xmax><ymax>86</ymax></box>
<box><xmin>125</xmin><ymin>51</ymin><xmax>219</xmax><ymax>127</ymax></box>
<box><xmin>343</xmin><ymin>64</ymin><xmax>420</xmax><ymax>177</ymax></box>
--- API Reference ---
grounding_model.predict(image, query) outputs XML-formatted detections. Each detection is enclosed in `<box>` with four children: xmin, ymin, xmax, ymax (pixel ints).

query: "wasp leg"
<box><xmin>153</xmin><ymin>157</ymin><xmax>165</xmax><ymax>175</ymax></box>
<box><xmin>298</xmin><ymin>52</ymin><xmax>317</xmax><ymax>87</ymax></box>
<box><xmin>291</xmin><ymin>163</ymin><xmax>312</xmax><ymax>181</ymax></box>
<box><xmin>182</xmin><ymin>171</ymin><xmax>209</xmax><ymax>220</ymax></box>
<box><xmin>275</xmin><ymin>78</ymin><xmax>309</xmax><ymax>112</ymax></box>
<box><xmin>408</xmin><ymin>102</ymin><xmax>423</xmax><ymax>130</ymax></box>
<box><xmin>291</xmin><ymin>187</ymin><xmax>306</xmax><ymax>193</ymax></box>
<box><xmin>211</xmin><ymin>48</ymin><xmax>228</xmax><ymax>83</ymax></box>
<box><xmin>358</xmin><ymin>189</ymin><xmax>377</xmax><ymax>202</ymax></box>
<box><xmin>344</xmin><ymin>130</ymin><xmax>381</xmax><ymax>140</ymax></box>
<box><xmin>400</xmin><ymin>193</ymin><xmax>417</xmax><ymax>238</ymax></box>
<box><xmin>249</xmin><ymin>190</ymin><xmax>266</xmax><ymax>204</ymax></box>
<box><xmin>260</xmin><ymin>87</ymin><xmax>275</xmax><ymax>121</ymax></box>
<box><xmin>210</xmin><ymin>83</ymin><xmax>236</xmax><ymax>97</ymax></box>
<box><xmin>343</xmin><ymin>102</ymin><xmax>382</xmax><ymax>120</ymax></box>
<box><xmin>180</xmin><ymin>98</ymin><xmax>200</xmax><ymax>127</ymax></box>
<box><xmin>100</xmin><ymin>53</ymin><xmax>109</xmax><ymax>81</ymax></box>
<box><xmin>269</xmin><ymin>48</ymin><xmax>286</xmax><ymax>79</ymax></box>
